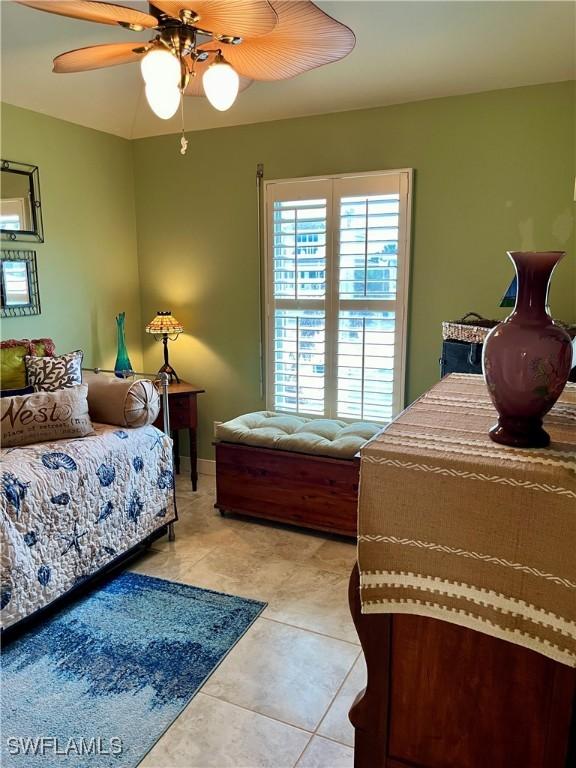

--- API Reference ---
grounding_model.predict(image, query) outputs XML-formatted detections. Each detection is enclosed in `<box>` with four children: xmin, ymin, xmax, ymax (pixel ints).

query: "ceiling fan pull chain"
<box><xmin>180</xmin><ymin>95</ymin><xmax>188</xmax><ymax>156</ymax></box>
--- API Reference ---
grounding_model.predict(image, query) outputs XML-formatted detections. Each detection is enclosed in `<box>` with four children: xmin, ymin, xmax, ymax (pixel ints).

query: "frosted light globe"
<box><xmin>202</xmin><ymin>61</ymin><xmax>240</xmax><ymax>111</ymax></box>
<box><xmin>145</xmin><ymin>83</ymin><xmax>181</xmax><ymax>120</ymax></box>
<box><xmin>140</xmin><ymin>48</ymin><xmax>180</xmax><ymax>87</ymax></box>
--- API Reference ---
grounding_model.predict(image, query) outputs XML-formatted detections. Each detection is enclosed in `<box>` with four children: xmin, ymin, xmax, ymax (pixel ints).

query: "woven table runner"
<box><xmin>358</xmin><ymin>374</ymin><xmax>576</xmax><ymax>666</ymax></box>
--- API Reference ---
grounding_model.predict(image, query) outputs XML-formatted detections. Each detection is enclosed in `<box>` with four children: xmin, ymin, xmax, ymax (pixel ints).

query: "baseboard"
<box><xmin>198</xmin><ymin>458</ymin><xmax>216</xmax><ymax>476</ymax></box>
<box><xmin>178</xmin><ymin>456</ymin><xmax>216</xmax><ymax>476</ymax></box>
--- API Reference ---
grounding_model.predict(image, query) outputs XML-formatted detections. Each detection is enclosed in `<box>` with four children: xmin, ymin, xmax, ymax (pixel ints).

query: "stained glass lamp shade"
<box><xmin>145</xmin><ymin>311</ymin><xmax>183</xmax><ymax>383</ymax></box>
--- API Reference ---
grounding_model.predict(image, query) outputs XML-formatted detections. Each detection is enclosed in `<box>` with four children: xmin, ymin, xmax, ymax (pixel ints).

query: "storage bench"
<box><xmin>214</xmin><ymin>412</ymin><xmax>381</xmax><ymax>537</ymax></box>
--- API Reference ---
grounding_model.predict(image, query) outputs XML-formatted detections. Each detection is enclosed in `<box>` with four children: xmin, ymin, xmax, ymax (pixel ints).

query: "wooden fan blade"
<box><xmin>17</xmin><ymin>1</ymin><xmax>158</xmax><ymax>29</ymax></box>
<box><xmin>201</xmin><ymin>1</ymin><xmax>355</xmax><ymax>81</ymax></box>
<box><xmin>183</xmin><ymin>56</ymin><xmax>253</xmax><ymax>96</ymax></box>
<box><xmin>150</xmin><ymin>1</ymin><xmax>277</xmax><ymax>38</ymax></box>
<box><xmin>53</xmin><ymin>42</ymin><xmax>149</xmax><ymax>73</ymax></box>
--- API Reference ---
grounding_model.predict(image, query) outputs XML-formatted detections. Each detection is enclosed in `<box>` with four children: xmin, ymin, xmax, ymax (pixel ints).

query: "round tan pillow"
<box><xmin>84</xmin><ymin>372</ymin><xmax>160</xmax><ymax>428</ymax></box>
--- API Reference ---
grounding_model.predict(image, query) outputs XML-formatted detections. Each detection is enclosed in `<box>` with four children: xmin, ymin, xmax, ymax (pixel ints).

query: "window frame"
<box><xmin>264</xmin><ymin>168</ymin><xmax>413</xmax><ymax>423</ymax></box>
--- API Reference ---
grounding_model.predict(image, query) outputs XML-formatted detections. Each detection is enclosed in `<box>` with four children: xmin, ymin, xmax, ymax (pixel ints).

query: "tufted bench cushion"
<box><xmin>216</xmin><ymin>411</ymin><xmax>381</xmax><ymax>460</ymax></box>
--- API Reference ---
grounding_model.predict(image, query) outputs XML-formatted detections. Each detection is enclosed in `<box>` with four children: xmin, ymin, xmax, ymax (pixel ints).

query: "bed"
<box><xmin>1</xmin><ymin>420</ymin><xmax>176</xmax><ymax>631</ymax></box>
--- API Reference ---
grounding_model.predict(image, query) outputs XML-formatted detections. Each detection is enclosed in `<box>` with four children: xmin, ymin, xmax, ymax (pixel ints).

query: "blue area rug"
<box><xmin>1</xmin><ymin>572</ymin><xmax>266</xmax><ymax>768</ymax></box>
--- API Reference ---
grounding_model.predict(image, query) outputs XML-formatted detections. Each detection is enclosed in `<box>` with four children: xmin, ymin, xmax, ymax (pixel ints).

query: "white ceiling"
<box><xmin>1</xmin><ymin>1</ymin><xmax>574</xmax><ymax>139</ymax></box>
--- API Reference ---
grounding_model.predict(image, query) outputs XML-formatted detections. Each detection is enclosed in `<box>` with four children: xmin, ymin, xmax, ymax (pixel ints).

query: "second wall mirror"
<box><xmin>0</xmin><ymin>249</ymin><xmax>41</xmax><ymax>317</ymax></box>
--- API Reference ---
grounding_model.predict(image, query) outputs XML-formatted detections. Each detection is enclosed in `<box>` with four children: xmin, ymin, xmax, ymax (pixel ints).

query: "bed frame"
<box><xmin>2</xmin><ymin>369</ymin><xmax>176</xmax><ymax>640</ymax></box>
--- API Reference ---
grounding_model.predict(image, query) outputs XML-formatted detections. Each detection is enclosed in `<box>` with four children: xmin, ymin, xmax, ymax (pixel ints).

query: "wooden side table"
<box><xmin>154</xmin><ymin>382</ymin><xmax>204</xmax><ymax>491</ymax></box>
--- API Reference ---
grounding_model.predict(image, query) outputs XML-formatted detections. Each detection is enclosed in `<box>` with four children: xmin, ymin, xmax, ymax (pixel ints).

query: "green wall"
<box><xmin>2</xmin><ymin>84</ymin><xmax>574</xmax><ymax>459</ymax></box>
<box><xmin>1</xmin><ymin>104</ymin><xmax>143</xmax><ymax>369</ymax></box>
<box><xmin>133</xmin><ymin>81</ymin><xmax>575</xmax><ymax>460</ymax></box>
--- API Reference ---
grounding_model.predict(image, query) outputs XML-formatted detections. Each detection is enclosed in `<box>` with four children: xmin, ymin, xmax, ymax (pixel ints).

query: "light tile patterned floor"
<box><xmin>131</xmin><ymin>474</ymin><xmax>364</xmax><ymax>768</ymax></box>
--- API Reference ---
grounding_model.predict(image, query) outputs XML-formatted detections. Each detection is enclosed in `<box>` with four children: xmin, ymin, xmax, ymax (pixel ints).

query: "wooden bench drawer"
<box><xmin>215</xmin><ymin>442</ymin><xmax>358</xmax><ymax>537</ymax></box>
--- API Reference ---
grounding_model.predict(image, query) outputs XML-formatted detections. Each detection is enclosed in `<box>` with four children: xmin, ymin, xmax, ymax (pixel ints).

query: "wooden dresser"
<box><xmin>349</xmin><ymin>567</ymin><xmax>575</xmax><ymax>768</ymax></box>
<box><xmin>350</xmin><ymin>375</ymin><xmax>576</xmax><ymax>767</ymax></box>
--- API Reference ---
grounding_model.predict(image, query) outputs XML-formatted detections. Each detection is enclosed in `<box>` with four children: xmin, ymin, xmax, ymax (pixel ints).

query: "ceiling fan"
<box><xmin>17</xmin><ymin>1</ymin><xmax>356</xmax><ymax>132</ymax></box>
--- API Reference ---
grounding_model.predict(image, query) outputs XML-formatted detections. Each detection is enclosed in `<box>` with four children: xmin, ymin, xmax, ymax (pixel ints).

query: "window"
<box><xmin>0</xmin><ymin>199</ymin><xmax>26</xmax><ymax>231</ymax></box>
<box><xmin>265</xmin><ymin>170</ymin><xmax>412</xmax><ymax>423</ymax></box>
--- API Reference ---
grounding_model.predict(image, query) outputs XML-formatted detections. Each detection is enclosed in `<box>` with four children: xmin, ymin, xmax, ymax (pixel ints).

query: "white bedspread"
<box><xmin>1</xmin><ymin>423</ymin><xmax>176</xmax><ymax>629</ymax></box>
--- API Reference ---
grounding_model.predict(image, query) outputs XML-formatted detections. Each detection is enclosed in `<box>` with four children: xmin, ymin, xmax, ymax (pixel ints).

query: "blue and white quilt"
<box><xmin>0</xmin><ymin>423</ymin><xmax>176</xmax><ymax>630</ymax></box>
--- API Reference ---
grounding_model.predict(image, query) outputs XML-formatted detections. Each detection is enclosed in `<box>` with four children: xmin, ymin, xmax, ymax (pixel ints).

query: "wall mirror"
<box><xmin>0</xmin><ymin>250</ymin><xmax>41</xmax><ymax>317</ymax></box>
<box><xmin>1</xmin><ymin>160</ymin><xmax>44</xmax><ymax>242</ymax></box>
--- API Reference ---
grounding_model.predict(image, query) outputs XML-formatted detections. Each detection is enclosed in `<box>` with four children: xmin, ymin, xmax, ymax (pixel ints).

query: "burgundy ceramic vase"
<box><xmin>482</xmin><ymin>251</ymin><xmax>572</xmax><ymax>448</ymax></box>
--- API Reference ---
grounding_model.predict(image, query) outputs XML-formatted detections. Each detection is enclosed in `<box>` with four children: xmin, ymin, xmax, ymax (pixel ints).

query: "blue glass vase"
<box><xmin>114</xmin><ymin>312</ymin><xmax>133</xmax><ymax>378</ymax></box>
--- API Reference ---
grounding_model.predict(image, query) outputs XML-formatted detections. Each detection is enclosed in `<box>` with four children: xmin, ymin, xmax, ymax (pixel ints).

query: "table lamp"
<box><xmin>145</xmin><ymin>311</ymin><xmax>184</xmax><ymax>383</ymax></box>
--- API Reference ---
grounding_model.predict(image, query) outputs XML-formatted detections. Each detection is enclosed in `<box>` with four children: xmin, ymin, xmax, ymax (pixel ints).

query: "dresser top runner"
<box><xmin>358</xmin><ymin>373</ymin><xmax>576</xmax><ymax>666</ymax></box>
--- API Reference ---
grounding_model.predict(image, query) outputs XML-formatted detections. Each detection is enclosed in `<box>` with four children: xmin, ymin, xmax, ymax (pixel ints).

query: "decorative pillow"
<box><xmin>25</xmin><ymin>350</ymin><xmax>83</xmax><ymax>392</ymax></box>
<box><xmin>84</xmin><ymin>372</ymin><xmax>160</xmax><ymax>428</ymax></box>
<box><xmin>0</xmin><ymin>384</ymin><xmax>94</xmax><ymax>448</ymax></box>
<box><xmin>0</xmin><ymin>338</ymin><xmax>55</xmax><ymax>390</ymax></box>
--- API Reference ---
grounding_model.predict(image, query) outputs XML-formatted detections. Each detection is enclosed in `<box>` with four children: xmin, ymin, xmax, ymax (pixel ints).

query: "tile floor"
<box><xmin>130</xmin><ymin>474</ymin><xmax>365</xmax><ymax>768</ymax></box>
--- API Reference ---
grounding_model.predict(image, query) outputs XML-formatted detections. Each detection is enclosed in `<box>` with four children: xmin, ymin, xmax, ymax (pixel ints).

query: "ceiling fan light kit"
<box><xmin>140</xmin><ymin>47</ymin><xmax>182</xmax><ymax>118</ymax></box>
<box><xmin>202</xmin><ymin>52</ymin><xmax>240</xmax><ymax>111</ymax></box>
<box><xmin>18</xmin><ymin>0</ymin><xmax>355</xmax><ymax>150</ymax></box>
<box><xmin>140</xmin><ymin>46</ymin><xmax>180</xmax><ymax>85</ymax></box>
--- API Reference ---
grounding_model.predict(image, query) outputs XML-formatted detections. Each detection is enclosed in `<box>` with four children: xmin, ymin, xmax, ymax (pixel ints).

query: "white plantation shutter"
<box><xmin>265</xmin><ymin>170</ymin><xmax>411</xmax><ymax>422</ymax></box>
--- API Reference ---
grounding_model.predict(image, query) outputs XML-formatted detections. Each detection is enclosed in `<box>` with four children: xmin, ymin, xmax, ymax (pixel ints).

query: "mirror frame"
<box><xmin>1</xmin><ymin>159</ymin><xmax>44</xmax><ymax>242</ymax></box>
<box><xmin>0</xmin><ymin>249</ymin><xmax>41</xmax><ymax>318</ymax></box>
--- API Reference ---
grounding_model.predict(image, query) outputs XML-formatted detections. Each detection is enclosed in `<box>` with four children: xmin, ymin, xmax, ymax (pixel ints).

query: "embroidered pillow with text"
<box><xmin>0</xmin><ymin>384</ymin><xmax>94</xmax><ymax>447</ymax></box>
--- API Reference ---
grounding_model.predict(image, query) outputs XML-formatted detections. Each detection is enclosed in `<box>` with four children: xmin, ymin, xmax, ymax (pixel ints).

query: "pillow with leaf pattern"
<box><xmin>25</xmin><ymin>350</ymin><xmax>83</xmax><ymax>392</ymax></box>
